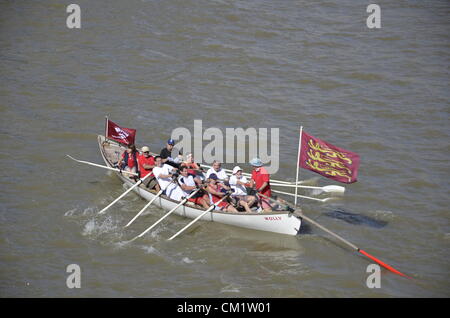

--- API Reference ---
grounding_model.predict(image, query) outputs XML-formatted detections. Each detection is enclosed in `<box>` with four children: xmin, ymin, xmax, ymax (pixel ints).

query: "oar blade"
<box><xmin>358</xmin><ymin>249</ymin><xmax>410</xmax><ymax>278</ymax></box>
<box><xmin>322</xmin><ymin>185</ymin><xmax>346</xmax><ymax>194</ymax></box>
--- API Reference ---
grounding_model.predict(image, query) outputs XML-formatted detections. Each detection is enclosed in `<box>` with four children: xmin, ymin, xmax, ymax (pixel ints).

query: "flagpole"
<box><xmin>295</xmin><ymin>126</ymin><xmax>303</xmax><ymax>206</ymax></box>
<box><xmin>105</xmin><ymin>116</ymin><xmax>109</xmax><ymax>139</ymax></box>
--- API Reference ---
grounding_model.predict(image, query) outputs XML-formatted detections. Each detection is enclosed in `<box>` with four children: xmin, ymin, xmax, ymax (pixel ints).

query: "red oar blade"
<box><xmin>359</xmin><ymin>249</ymin><xmax>410</xmax><ymax>278</ymax></box>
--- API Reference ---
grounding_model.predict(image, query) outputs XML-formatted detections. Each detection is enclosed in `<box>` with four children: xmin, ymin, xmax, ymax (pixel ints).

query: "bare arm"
<box><xmin>180</xmin><ymin>183</ymin><xmax>196</xmax><ymax>191</ymax></box>
<box><xmin>236</xmin><ymin>180</ymin><xmax>251</xmax><ymax>186</ymax></box>
<box><xmin>207</xmin><ymin>185</ymin><xmax>224</xmax><ymax>197</ymax></box>
<box><xmin>142</xmin><ymin>163</ymin><xmax>156</xmax><ymax>170</ymax></box>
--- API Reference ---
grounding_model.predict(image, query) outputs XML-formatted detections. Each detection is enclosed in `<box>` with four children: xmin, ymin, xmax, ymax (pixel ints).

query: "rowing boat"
<box><xmin>98</xmin><ymin>135</ymin><xmax>302</xmax><ymax>236</ymax></box>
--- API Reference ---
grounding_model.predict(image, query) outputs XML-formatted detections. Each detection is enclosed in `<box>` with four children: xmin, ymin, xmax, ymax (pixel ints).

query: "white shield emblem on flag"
<box><xmin>113</xmin><ymin>127</ymin><xmax>129</xmax><ymax>139</ymax></box>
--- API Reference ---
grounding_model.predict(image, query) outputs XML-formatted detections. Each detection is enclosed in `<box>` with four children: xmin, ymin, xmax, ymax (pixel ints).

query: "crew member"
<box><xmin>118</xmin><ymin>144</ymin><xmax>139</xmax><ymax>179</ymax></box>
<box><xmin>206</xmin><ymin>173</ymin><xmax>238</xmax><ymax>213</ymax></box>
<box><xmin>138</xmin><ymin>146</ymin><xmax>159</xmax><ymax>191</ymax></box>
<box><xmin>160</xmin><ymin>139</ymin><xmax>183</xmax><ymax>169</ymax></box>
<box><xmin>229</xmin><ymin>166</ymin><xmax>257</xmax><ymax>213</ymax></box>
<box><xmin>249</xmin><ymin>158</ymin><xmax>272</xmax><ymax>212</ymax></box>
<box><xmin>178</xmin><ymin>166</ymin><xmax>210</xmax><ymax>209</ymax></box>
<box><xmin>152</xmin><ymin>155</ymin><xmax>184</xmax><ymax>201</ymax></box>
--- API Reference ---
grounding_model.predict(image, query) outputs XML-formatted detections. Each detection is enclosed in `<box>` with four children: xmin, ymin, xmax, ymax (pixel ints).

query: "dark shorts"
<box><xmin>142</xmin><ymin>175</ymin><xmax>158</xmax><ymax>189</ymax></box>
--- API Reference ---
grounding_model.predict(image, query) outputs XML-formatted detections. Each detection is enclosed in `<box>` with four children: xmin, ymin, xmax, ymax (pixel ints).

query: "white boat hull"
<box><xmin>98</xmin><ymin>135</ymin><xmax>302</xmax><ymax>236</ymax></box>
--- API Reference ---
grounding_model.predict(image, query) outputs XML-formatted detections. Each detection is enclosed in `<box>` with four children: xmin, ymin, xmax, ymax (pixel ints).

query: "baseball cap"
<box><xmin>167</xmin><ymin>139</ymin><xmax>175</xmax><ymax>145</ymax></box>
<box><xmin>232</xmin><ymin>166</ymin><xmax>242</xmax><ymax>174</ymax></box>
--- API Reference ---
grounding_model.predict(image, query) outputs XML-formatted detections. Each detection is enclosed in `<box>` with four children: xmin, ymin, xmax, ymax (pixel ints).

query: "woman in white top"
<box><xmin>229</xmin><ymin>166</ymin><xmax>257</xmax><ymax>213</ymax></box>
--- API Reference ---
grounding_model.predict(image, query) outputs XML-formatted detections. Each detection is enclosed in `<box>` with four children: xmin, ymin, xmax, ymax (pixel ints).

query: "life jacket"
<box><xmin>122</xmin><ymin>151</ymin><xmax>139</xmax><ymax>175</ymax></box>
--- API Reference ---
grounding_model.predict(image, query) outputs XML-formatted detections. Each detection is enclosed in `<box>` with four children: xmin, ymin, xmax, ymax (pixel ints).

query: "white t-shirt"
<box><xmin>205</xmin><ymin>168</ymin><xmax>228</xmax><ymax>181</ymax></box>
<box><xmin>166</xmin><ymin>183</ymin><xmax>184</xmax><ymax>201</ymax></box>
<box><xmin>178</xmin><ymin>175</ymin><xmax>196</xmax><ymax>197</ymax></box>
<box><xmin>153</xmin><ymin>164</ymin><xmax>184</xmax><ymax>201</ymax></box>
<box><xmin>152</xmin><ymin>164</ymin><xmax>175</xmax><ymax>190</ymax></box>
<box><xmin>229</xmin><ymin>175</ymin><xmax>248</xmax><ymax>196</ymax></box>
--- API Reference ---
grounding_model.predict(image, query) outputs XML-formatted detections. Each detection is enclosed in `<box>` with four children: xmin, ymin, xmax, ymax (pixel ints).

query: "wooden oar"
<box><xmin>66</xmin><ymin>155</ymin><xmax>138</xmax><ymax>176</ymax></box>
<box><xmin>168</xmin><ymin>193</ymin><xmax>232</xmax><ymax>241</ymax></box>
<box><xmin>258</xmin><ymin>193</ymin><xmax>410</xmax><ymax>278</ymax></box>
<box><xmin>98</xmin><ymin>173</ymin><xmax>153</xmax><ymax>215</ymax></box>
<box><xmin>129</xmin><ymin>187</ymin><xmax>203</xmax><ymax>242</ymax></box>
<box><xmin>271</xmin><ymin>189</ymin><xmax>336</xmax><ymax>203</ymax></box>
<box><xmin>270</xmin><ymin>183</ymin><xmax>345</xmax><ymax>194</ymax></box>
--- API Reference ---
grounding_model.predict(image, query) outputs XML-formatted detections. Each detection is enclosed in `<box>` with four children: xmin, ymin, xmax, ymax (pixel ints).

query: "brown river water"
<box><xmin>0</xmin><ymin>0</ymin><xmax>449</xmax><ymax>297</ymax></box>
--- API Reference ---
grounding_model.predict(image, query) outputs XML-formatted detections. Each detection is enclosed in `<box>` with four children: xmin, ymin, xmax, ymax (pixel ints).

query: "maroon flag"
<box><xmin>299</xmin><ymin>131</ymin><xmax>360</xmax><ymax>184</ymax></box>
<box><xmin>106</xmin><ymin>119</ymin><xmax>136</xmax><ymax>145</ymax></box>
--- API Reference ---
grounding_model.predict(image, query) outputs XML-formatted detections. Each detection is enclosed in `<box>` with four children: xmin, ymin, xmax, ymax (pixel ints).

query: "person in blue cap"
<box><xmin>249</xmin><ymin>157</ymin><xmax>272</xmax><ymax>212</ymax></box>
<box><xmin>160</xmin><ymin>138</ymin><xmax>183</xmax><ymax>168</ymax></box>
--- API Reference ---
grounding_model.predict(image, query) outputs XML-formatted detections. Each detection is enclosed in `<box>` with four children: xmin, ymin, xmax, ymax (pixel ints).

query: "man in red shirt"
<box><xmin>138</xmin><ymin>146</ymin><xmax>159</xmax><ymax>191</ymax></box>
<box><xmin>250</xmin><ymin>157</ymin><xmax>272</xmax><ymax>212</ymax></box>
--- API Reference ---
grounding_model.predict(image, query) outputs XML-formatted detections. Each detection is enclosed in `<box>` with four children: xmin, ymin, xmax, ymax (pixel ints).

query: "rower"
<box><xmin>118</xmin><ymin>144</ymin><xmax>139</xmax><ymax>179</ymax></box>
<box><xmin>206</xmin><ymin>173</ymin><xmax>238</xmax><ymax>213</ymax></box>
<box><xmin>249</xmin><ymin>157</ymin><xmax>272</xmax><ymax>212</ymax></box>
<box><xmin>180</xmin><ymin>152</ymin><xmax>205</xmax><ymax>181</ymax></box>
<box><xmin>229</xmin><ymin>166</ymin><xmax>257</xmax><ymax>213</ymax></box>
<box><xmin>160</xmin><ymin>138</ymin><xmax>183</xmax><ymax>169</ymax></box>
<box><xmin>152</xmin><ymin>155</ymin><xmax>184</xmax><ymax>201</ymax></box>
<box><xmin>181</xmin><ymin>153</ymin><xmax>201</xmax><ymax>175</ymax></box>
<box><xmin>138</xmin><ymin>146</ymin><xmax>159</xmax><ymax>191</ymax></box>
<box><xmin>178</xmin><ymin>166</ymin><xmax>210</xmax><ymax>209</ymax></box>
<box><xmin>205</xmin><ymin>160</ymin><xmax>229</xmax><ymax>182</ymax></box>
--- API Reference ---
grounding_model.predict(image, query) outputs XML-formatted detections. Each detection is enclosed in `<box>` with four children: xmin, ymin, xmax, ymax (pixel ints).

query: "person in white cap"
<box><xmin>249</xmin><ymin>157</ymin><xmax>272</xmax><ymax>212</ymax></box>
<box><xmin>138</xmin><ymin>146</ymin><xmax>159</xmax><ymax>190</ymax></box>
<box><xmin>229</xmin><ymin>166</ymin><xmax>257</xmax><ymax>213</ymax></box>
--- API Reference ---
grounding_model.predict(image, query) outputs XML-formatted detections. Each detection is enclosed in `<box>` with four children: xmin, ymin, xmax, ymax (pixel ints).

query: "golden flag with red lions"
<box><xmin>299</xmin><ymin>131</ymin><xmax>360</xmax><ymax>184</ymax></box>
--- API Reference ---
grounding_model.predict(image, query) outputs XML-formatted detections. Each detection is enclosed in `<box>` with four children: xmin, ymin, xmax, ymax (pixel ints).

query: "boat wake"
<box><xmin>64</xmin><ymin>205</ymin><xmax>127</xmax><ymax>243</ymax></box>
